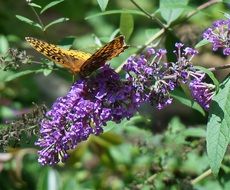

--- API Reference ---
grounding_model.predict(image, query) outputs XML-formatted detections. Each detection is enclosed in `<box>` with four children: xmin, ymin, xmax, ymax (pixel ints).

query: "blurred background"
<box><xmin>0</xmin><ymin>0</ymin><xmax>230</xmax><ymax>189</ymax></box>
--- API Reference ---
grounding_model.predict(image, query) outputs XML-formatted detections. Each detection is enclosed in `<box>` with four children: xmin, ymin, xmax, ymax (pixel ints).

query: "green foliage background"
<box><xmin>0</xmin><ymin>0</ymin><xmax>230</xmax><ymax>189</ymax></box>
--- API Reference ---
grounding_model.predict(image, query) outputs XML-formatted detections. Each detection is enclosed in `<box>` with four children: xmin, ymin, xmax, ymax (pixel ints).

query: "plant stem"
<box><xmin>30</xmin><ymin>6</ymin><xmax>45</xmax><ymax>31</ymax></box>
<box><xmin>209</xmin><ymin>63</ymin><xmax>230</xmax><ymax>71</ymax></box>
<box><xmin>31</xmin><ymin>61</ymin><xmax>43</xmax><ymax>64</ymax></box>
<box><xmin>129</xmin><ymin>0</ymin><xmax>166</xmax><ymax>29</ymax></box>
<box><xmin>191</xmin><ymin>169</ymin><xmax>212</xmax><ymax>185</ymax></box>
<box><xmin>142</xmin><ymin>0</ymin><xmax>220</xmax><ymax>49</ymax></box>
<box><xmin>137</xmin><ymin>28</ymin><xmax>165</xmax><ymax>54</ymax></box>
<box><xmin>136</xmin><ymin>174</ymin><xmax>157</xmax><ymax>189</ymax></box>
<box><xmin>186</xmin><ymin>0</ymin><xmax>221</xmax><ymax>21</ymax></box>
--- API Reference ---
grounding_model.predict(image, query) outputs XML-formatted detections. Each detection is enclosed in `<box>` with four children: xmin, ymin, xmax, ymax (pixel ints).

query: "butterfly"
<box><xmin>25</xmin><ymin>35</ymin><xmax>128</xmax><ymax>77</ymax></box>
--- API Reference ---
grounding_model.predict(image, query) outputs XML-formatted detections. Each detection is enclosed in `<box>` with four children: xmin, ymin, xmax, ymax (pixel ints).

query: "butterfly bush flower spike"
<box><xmin>36</xmin><ymin>66</ymin><xmax>140</xmax><ymax>165</ymax></box>
<box><xmin>203</xmin><ymin>18</ymin><xmax>230</xmax><ymax>55</ymax></box>
<box><xmin>174</xmin><ymin>43</ymin><xmax>215</xmax><ymax>110</ymax></box>
<box><xmin>123</xmin><ymin>43</ymin><xmax>199</xmax><ymax>109</ymax></box>
<box><xmin>189</xmin><ymin>79</ymin><xmax>215</xmax><ymax>110</ymax></box>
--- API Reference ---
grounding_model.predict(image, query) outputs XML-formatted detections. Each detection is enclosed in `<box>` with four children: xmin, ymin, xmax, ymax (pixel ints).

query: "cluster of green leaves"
<box><xmin>16</xmin><ymin>0</ymin><xmax>69</xmax><ymax>32</ymax></box>
<box><xmin>0</xmin><ymin>35</ymin><xmax>55</xmax><ymax>83</ymax></box>
<box><xmin>1</xmin><ymin>117</ymin><xmax>229</xmax><ymax>189</ymax></box>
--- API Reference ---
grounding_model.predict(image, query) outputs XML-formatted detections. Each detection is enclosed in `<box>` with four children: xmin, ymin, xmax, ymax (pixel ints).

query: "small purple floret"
<box><xmin>203</xmin><ymin>18</ymin><xmax>230</xmax><ymax>55</ymax></box>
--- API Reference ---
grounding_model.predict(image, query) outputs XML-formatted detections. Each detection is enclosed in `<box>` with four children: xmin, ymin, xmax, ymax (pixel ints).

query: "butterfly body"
<box><xmin>25</xmin><ymin>36</ymin><xmax>128</xmax><ymax>76</ymax></box>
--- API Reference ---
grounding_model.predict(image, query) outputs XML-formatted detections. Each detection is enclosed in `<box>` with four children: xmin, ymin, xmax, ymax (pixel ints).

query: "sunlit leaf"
<box><xmin>0</xmin><ymin>106</ymin><xmax>14</xmax><ymax>118</ymax></box>
<box><xmin>223</xmin><ymin>0</ymin><xmax>230</xmax><ymax>3</ymax></box>
<box><xmin>224</xmin><ymin>12</ymin><xmax>230</xmax><ymax>19</ymax></box>
<box><xmin>145</xmin><ymin>28</ymin><xmax>160</xmax><ymax>38</ymax></box>
<box><xmin>15</xmin><ymin>15</ymin><xmax>42</xmax><ymax>29</ymax></box>
<box><xmin>182</xmin><ymin>127</ymin><xmax>206</xmax><ymax>138</ymax></box>
<box><xmin>124</xmin><ymin>115</ymin><xmax>150</xmax><ymax>128</ymax></box>
<box><xmin>207</xmin><ymin>76</ymin><xmax>230</xmax><ymax>176</ymax></box>
<box><xmin>168</xmin><ymin>117</ymin><xmax>186</xmax><ymax>132</ymax></box>
<box><xmin>103</xmin><ymin>119</ymin><xmax>127</xmax><ymax>132</ymax></box>
<box><xmin>62</xmin><ymin>179</ymin><xmax>78</xmax><ymax>190</ymax></box>
<box><xmin>7</xmin><ymin>35</ymin><xmax>21</xmax><ymax>43</ymax></box>
<box><xmin>159</xmin><ymin>0</ymin><xmax>189</xmax><ymax>24</ymax></box>
<box><xmin>109</xmin><ymin>29</ymin><xmax>120</xmax><ymax>41</ymax></box>
<box><xmin>110</xmin><ymin>144</ymin><xmax>133</xmax><ymax>164</ymax></box>
<box><xmin>194</xmin><ymin>66</ymin><xmax>219</xmax><ymax>92</ymax></box>
<box><xmin>85</xmin><ymin>10</ymin><xmax>146</xmax><ymax>20</ymax></box>
<box><xmin>0</xmin><ymin>35</ymin><xmax>9</xmax><ymax>54</ymax></box>
<box><xmin>1</xmin><ymin>69</ymin><xmax>44</xmax><ymax>82</ymax></box>
<box><xmin>97</xmin><ymin>0</ymin><xmax>109</xmax><ymax>11</ymax></box>
<box><xmin>171</xmin><ymin>88</ymin><xmax>206</xmax><ymax>116</ymax></box>
<box><xmin>43</xmin><ymin>69</ymin><xmax>53</xmax><ymax>76</ymax></box>
<box><xmin>120</xmin><ymin>13</ymin><xmax>134</xmax><ymax>41</ymax></box>
<box><xmin>43</xmin><ymin>17</ymin><xmax>69</xmax><ymax>31</ymax></box>
<box><xmin>40</xmin><ymin>0</ymin><xmax>65</xmax><ymax>14</ymax></box>
<box><xmin>28</xmin><ymin>3</ymin><xmax>42</xmax><ymax>9</ymax></box>
<box><xmin>195</xmin><ymin>39</ymin><xmax>210</xmax><ymax>48</ymax></box>
<box><xmin>99</xmin><ymin>132</ymin><xmax>123</xmax><ymax>145</ymax></box>
<box><xmin>37</xmin><ymin>168</ymin><xmax>61</xmax><ymax>190</ymax></box>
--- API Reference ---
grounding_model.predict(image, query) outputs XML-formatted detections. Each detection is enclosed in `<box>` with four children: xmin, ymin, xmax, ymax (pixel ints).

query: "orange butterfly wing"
<box><xmin>80</xmin><ymin>35</ymin><xmax>128</xmax><ymax>76</ymax></box>
<box><xmin>25</xmin><ymin>37</ymin><xmax>91</xmax><ymax>74</ymax></box>
<box><xmin>25</xmin><ymin>35</ymin><xmax>128</xmax><ymax>76</ymax></box>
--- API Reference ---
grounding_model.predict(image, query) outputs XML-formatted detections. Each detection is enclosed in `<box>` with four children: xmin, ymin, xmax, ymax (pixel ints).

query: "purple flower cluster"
<box><xmin>189</xmin><ymin>78</ymin><xmax>215</xmax><ymax>110</ymax></box>
<box><xmin>123</xmin><ymin>43</ymin><xmax>199</xmax><ymax>109</ymax></box>
<box><xmin>36</xmin><ymin>65</ymin><xmax>140</xmax><ymax>165</ymax></box>
<box><xmin>37</xmin><ymin>42</ymin><xmax>217</xmax><ymax>165</ymax></box>
<box><xmin>203</xmin><ymin>18</ymin><xmax>230</xmax><ymax>55</ymax></box>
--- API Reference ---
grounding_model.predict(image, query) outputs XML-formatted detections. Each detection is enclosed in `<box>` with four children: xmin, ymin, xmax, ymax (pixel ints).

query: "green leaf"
<box><xmin>195</xmin><ymin>39</ymin><xmax>210</xmax><ymax>48</ymax></box>
<box><xmin>7</xmin><ymin>35</ymin><xmax>21</xmax><ymax>43</ymax></box>
<box><xmin>194</xmin><ymin>66</ymin><xmax>219</xmax><ymax>92</ymax></box>
<box><xmin>40</xmin><ymin>0</ymin><xmax>65</xmax><ymax>14</ymax></box>
<box><xmin>145</xmin><ymin>28</ymin><xmax>160</xmax><ymax>38</ymax></box>
<box><xmin>224</xmin><ymin>12</ymin><xmax>230</xmax><ymax>19</ymax></box>
<box><xmin>171</xmin><ymin>88</ymin><xmax>206</xmax><ymax>116</ymax></box>
<box><xmin>43</xmin><ymin>68</ymin><xmax>52</xmax><ymax>76</ymax></box>
<box><xmin>159</xmin><ymin>0</ymin><xmax>189</xmax><ymax>25</ymax></box>
<box><xmin>109</xmin><ymin>29</ymin><xmax>120</xmax><ymax>41</ymax></box>
<box><xmin>43</xmin><ymin>17</ymin><xmax>69</xmax><ymax>31</ymax></box>
<box><xmin>97</xmin><ymin>0</ymin><xmax>109</xmax><ymax>11</ymax></box>
<box><xmin>182</xmin><ymin>127</ymin><xmax>206</xmax><ymax>138</ymax></box>
<box><xmin>207</xmin><ymin>76</ymin><xmax>230</xmax><ymax>176</ymax></box>
<box><xmin>62</xmin><ymin>179</ymin><xmax>78</xmax><ymax>190</ymax></box>
<box><xmin>0</xmin><ymin>70</ymin><xmax>13</xmax><ymax>82</ymax></box>
<box><xmin>0</xmin><ymin>35</ymin><xmax>9</xmax><ymax>54</ymax></box>
<box><xmin>1</xmin><ymin>69</ymin><xmax>44</xmax><ymax>82</ymax></box>
<box><xmin>110</xmin><ymin>144</ymin><xmax>133</xmax><ymax>164</ymax></box>
<box><xmin>85</xmin><ymin>9</ymin><xmax>147</xmax><ymax>20</ymax></box>
<box><xmin>223</xmin><ymin>0</ymin><xmax>230</xmax><ymax>4</ymax></box>
<box><xmin>168</xmin><ymin>117</ymin><xmax>186</xmax><ymax>132</ymax></box>
<box><xmin>120</xmin><ymin>13</ymin><xmax>134</xmax><ymax>41</ymax></box>
<box><xmin>15</xmin><ymin>15</ymin><xmax>42</xmax><ymax>29</ymax></box>
<box><xmin>28</xmin><ymin>2</ymin><xmax>42</xmax><ymax>8</ymax></box>
<box><xmin>37</xmin><ymin>168</ymin><xmax>60</xmax><ymax>190</ymax></box>
<box><xmin>0</xmin><ymin>106</ymin><xmax>14</xmax><ymax>118</ymax></box>
<box><xmin>103</xmin><ymin>119</ymin><xmax>127</xmax><ymax>132</ymax></box>
<box><xmin>124</xmin><ymin>115</ymin><xmax>151</xmax><ymax>128</ymax></box>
